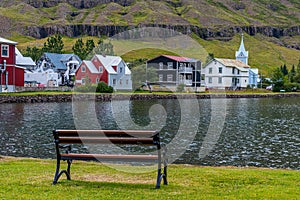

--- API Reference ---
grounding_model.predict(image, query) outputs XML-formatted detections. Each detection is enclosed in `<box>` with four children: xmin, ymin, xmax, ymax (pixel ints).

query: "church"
<box><xmin>202</xmin><ymin>34</ymin><xmax>259</xmax><ymax>89</ymax></box>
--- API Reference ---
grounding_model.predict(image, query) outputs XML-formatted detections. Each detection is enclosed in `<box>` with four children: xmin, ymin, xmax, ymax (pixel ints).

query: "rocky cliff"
<box><xmin>24</xmin><ymin>24</ymin><xmax>300</xmax><ymax>49</ymax></box>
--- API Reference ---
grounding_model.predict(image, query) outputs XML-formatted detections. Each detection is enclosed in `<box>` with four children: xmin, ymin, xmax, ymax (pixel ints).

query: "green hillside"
<box><xmin>13</xmin><ymin>33</ymin><xmax>299</xmax><ymax>76</ymax></box>
<box><xmin>1</xmin><ymin>0</ymin><xmax>299</xmax><ymax>27</ymax></box>
<box><xmin>1</xmin><ymin>0</ymin><xmax>299</xmax><ymax>75</ymax></box>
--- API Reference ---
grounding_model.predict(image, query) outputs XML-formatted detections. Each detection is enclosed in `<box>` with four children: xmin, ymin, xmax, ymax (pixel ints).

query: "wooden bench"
<box><xmin>52</xmin><ymin>129</ymin><xmax>168</xmax><ymax>188</ymax></box>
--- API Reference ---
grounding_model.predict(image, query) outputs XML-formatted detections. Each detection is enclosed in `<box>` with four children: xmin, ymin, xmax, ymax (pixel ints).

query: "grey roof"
<box><xmin>83</xmin><ymin>60</ymin><xmax>99</xmax><ymax>73</ymax></box>
<box><xmin>95</xmin><ymin>55</ymin><xmax>119</xmax><ymax>74</ymax></box>
<box><xmin>95</xmin><ymin>55</ymin><xmax>131</xmax><ymax>75</ymax></box>
<box><xmin>44</xmin><ymin>52</ymin><xmax>82</xmax><ymax>70</ymax></box>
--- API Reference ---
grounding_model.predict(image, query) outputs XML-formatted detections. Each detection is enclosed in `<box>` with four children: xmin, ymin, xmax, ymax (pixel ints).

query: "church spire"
<box><xmin>235</xmin><ymin>33</ymin><xmax>249</xmax><ymax>65</ymax></box>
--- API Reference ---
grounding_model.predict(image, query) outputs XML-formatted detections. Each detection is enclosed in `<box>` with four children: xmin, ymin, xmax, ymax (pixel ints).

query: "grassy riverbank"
<box><xmin>0</xmin><ymin>157</ymin><xmax>299</xmax><ymax>199</ymax></box>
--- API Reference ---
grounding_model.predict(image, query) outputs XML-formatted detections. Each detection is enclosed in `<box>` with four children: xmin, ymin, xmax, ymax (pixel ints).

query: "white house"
<box><xmin>24</xmin><ymin>64</ymin><xmax>60</xmax><ymax>87</ymax></box>
<box><xmin>202</xmin><ymin>58</ymin><xmax>250</xmax><ymax>89</ymax></box>
<box><xmin>202</xmin><ymin>34</ymin><xmax>259</xmax><ymax>89</ymax></box>
<box><xmin>37</xmin><ymin>53</ymin><xmax>82</xmax><ymax>85</ymax></box>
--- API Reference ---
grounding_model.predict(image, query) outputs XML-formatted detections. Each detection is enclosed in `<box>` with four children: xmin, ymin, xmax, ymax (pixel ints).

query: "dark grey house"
<box><xmin>146</xmin><ymin>55</ymin><xmax>201</xmax><ymax>89</ymax></box>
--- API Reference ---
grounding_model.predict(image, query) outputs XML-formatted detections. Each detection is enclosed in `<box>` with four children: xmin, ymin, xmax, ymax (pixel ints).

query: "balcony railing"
<box><xmin>179</xmin><ymin>67</ymin><xmax>193</xmax><ymax>74</ymax></box>
<box><xmin>180</xmin><ymin>79</ymin><xmax>193</xmax><ymax>86</ymax></box>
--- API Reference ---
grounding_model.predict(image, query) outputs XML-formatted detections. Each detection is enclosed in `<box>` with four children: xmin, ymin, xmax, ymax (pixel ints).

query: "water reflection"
<box><xmin>0</xmin><ymin>97</ymin><xmax>299</xmax><ymax>170</ymax></box>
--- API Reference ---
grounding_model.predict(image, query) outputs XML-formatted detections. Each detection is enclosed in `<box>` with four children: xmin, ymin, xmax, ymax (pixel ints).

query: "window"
<box><xmin>82</xmin><ymin>78</ymin><xmax>85</xmax><ymax>85</ymax></box>
<box><xmin>96</xmin><ymin>78</ymin><xmax>100</xmax><ymax>83</ymax></box>
<box><xmin>120</xmin><ymin>79</ymin><xmax>122</xmax><ymax>85</ymax></box>
<box><xmin>99</xmin><ymin>66</ymin><xmax>103</xmax><ymax>73</ymax></box>
<box><xmin>120</xmin><ymin>67</ymin><xmax>123</xmax><ymax>73</ymax></box>
<box><xmin>159</xmin><ymin>62</ymin><xmax>163</xmax><ymax>70</ymax></box>
<box><xmin>126</xmin><ymin>80</ymin><xmax>129</xmax><ymax>85</ymax></box>
<box><xmin>81</xmin><ymin>66</ymin><xmax>86</xmax><ymax>72</ymax></box>
<box><xmin>232</xmin><ymin>68</ymin><xmax>235</xmax><ymax>74</ymax></box>
<box><xmin>237</xmin><ymin>70</ymin><xmax>240</xmax><ymax>75</ymax></box>
<box><xmin>167</xmin><ymin>74</ymin><xmax>173</xmax><ymax>82</ymax></box>
<box><xmin>218</xmin><ymin>67</ymin><xmax>222</xmax><ymax>73</ymax></box>
<box><xmin>159</xmin><ymin>74</ymin><xmax>163</xmax><ymax>82</ymax></box>
<box><xmin>113</xmin><ymin>79</ymin><xmax>116</xmax><ymax>85</ymax></box>
<box><xmin>209</xmin><ymin>68</ymin><xmax>212</xmax><ymax>74</ymax></box>
<box><xmin>167</xmin><ymin>62</ymin><xmax>173</xmax><ymax>69</ymax></box>
<box><xmin>1</xmin><ymin>45</ymin><xmax>8</xmax><ymax>57</ymax></box>
<box><xmin>208</xmin><ymin>77</ymin><xmax>212</xmax><ymax>83</ymax></box>
<box><xmin>218</xmin><ymin>77</ymin><xmax>222</xmax><ymax>84</ymax></box>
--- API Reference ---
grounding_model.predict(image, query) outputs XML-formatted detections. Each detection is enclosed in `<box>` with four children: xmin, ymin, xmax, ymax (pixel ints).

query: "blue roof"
<box><xmin>44</xmin><ymin>53</ymin><xmax>82</xmax><ymax>70</ymax></box>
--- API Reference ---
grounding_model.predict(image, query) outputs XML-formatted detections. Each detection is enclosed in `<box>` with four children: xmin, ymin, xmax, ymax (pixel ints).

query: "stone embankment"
<box><xmin>1</xmin><ymin>93</ymin><xmax>300</xmax><ymax>103</ymax></box>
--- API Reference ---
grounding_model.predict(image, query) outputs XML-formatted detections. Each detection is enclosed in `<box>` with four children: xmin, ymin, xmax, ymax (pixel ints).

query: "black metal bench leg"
<box><xmin>163</xmin><ymin>165</ymin><xmax>168</xmax><ymax>185</ymax></box>
<box><xmin>155</xmin><ymin>168</ymin><xmax>162</xmax><ymax>189</ymax></box>
<box><xmin>53</xmin><ymin>159</ymin><xmax>61</xmax><ymax>185</ymax></box>
<box><xmin>66</xmin><ymin>159</ymin><xmax>72</xmax><ymax>180</ymax></box>
<box><xmin>53</xmin><ymin>159</ymin><xmax>72</xmax><ymax>185</ymax></box>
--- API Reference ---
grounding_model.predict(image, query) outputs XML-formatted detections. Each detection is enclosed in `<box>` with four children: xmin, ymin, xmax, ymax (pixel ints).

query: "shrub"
<box><xmin>176</xmin><ymin>84</ymin><xmax>185</xmax><ymax>92</ymax></box>
<box><xmin>96</xmin><ymin>82</ymin><xmax>114</xmax><ymax>93</ymax></box>
<box><xmin>283</xmin><ymin>83</ymin><xmax>300</xmax><ymax>92</ymax></box>
<box><xmin>74</xmin><ymin>84</ymin><xmax>97</xmax><ymax>93</ymax></box>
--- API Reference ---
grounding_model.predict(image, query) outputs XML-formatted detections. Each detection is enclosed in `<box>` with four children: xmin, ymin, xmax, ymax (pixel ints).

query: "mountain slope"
<box><xmin>0</xmin><ymin>0</ymin><xmax>299</xmax><ymax>74</ymax></box>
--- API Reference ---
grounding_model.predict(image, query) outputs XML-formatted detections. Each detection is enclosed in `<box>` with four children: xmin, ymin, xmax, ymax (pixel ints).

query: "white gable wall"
<box><xmin>203</xmin><ymin>60</ymin><xmax>249</xmax><ymax>88</ymax></box>
<box><xmin>108</xmin><ymin>60</ymin><xmax>132</xmax><ymax>91</ymax></box>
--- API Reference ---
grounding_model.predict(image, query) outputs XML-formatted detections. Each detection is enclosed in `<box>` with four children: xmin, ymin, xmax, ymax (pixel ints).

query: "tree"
<box><xmin>72</xmin><ymin>38</ymin><xmax>96</xmax><ymax>60</ymax></box>
<box><xmin>89</xmin><ymin>39</ymin><xmax>114</xmax><ymax>59</ymax></box>
<box><xmin>86</xmin><ymin>39</ymin><xmax>95</xmax><ymax>54</ymax></box>
<box><xmin>294</xmin><ymin>59</ymin><xmax>300</xmax><ymax>83</ymax></box>
<box><xmin>281</xmin><ymin>64</ymin><xmax>288</xmax><ymax>76</ymax></box>
<box><xmin>131</xmin><ymin>64</ymin><xmax>157</xmax><ymax>90</ymax></box>
<box><xmin>23</xmin><ymin>46</ymin><xmax>43</xmax><ymax>62</ymax></box>
<box><xmin>205</xmin><ymin>53</ymin><xmax>214</xmax><ymax>64</ymax></box>
<box><xmin>290</xmin><ymin>64</ymin><xmax>296</xmax><ymax>82</ymax></box>
<box><xmin>42</xmin><ymin>34</ymin><xmax>64</xmax><ymax>54</ymax></box>
<box><xmin>72</xmin><ymin>38</ymin><xmax>86</xmax><ymax>59</ymax></box>
<box><xmin>272</xmin><ymin>67</ymin><xmax>287</xmax><ymax>91</ymax></box>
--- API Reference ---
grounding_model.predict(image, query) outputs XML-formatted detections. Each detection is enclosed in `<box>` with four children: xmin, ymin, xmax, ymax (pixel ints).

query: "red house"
<box><xmin>0</xmin><ymin>37</ymin><xmax>24</xmax><ymax>92</ymax></box>
<box><xmin>75</xmin><ymin>54</ymin><xmax>132</xmax><ymax>91</ymax></box>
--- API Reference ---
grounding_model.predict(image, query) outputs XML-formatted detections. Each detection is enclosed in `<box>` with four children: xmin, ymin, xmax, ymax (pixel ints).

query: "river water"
<box><xmin>0</xmin><ymin>97</ymin><xmax>299</xmax><ymax>170</ymax></box>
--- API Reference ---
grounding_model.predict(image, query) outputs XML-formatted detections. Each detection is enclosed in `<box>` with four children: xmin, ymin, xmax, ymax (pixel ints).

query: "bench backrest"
<box><xmin>53</xmin><ymin>129</ymin><xmax>160</xmax><ymax>146</ymax></box>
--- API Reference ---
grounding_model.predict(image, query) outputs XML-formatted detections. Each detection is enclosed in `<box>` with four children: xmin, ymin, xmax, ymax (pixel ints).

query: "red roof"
<box><xmin>161</xmin><ymin>55</ymin><xmax>193</xmax><ymax>62</ymax></box>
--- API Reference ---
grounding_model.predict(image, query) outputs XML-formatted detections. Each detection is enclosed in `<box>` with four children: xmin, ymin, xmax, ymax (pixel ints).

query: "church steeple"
<box><xmin>235</xmin><ymin>33</ymin><xmax>249</xmax><ymax>65</ymax></box>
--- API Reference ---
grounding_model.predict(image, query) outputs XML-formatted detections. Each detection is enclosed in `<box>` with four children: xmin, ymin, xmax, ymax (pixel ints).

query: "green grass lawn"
<box><xmin>0</xmin><ymin>156</ymin><xmax>299</xmax><ymax>199</ymax></box>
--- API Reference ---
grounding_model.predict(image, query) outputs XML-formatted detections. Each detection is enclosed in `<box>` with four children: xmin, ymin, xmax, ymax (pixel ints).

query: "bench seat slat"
<box><xmin>58</xmin><ymin>137</ymin><xmax>155</xmax><ymax>145</ymax></box>
<box><xmin>56</xmin><ymin>130</ymin><xmax>158</xmax><ymax>137</ymax></box>
<box><xmin>61</xmin><ymin>153</ymin><xmax>158</xmax><ymax>162</ymax></box>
